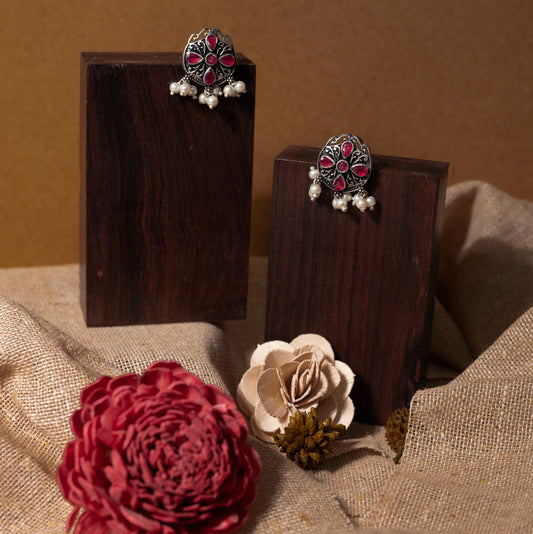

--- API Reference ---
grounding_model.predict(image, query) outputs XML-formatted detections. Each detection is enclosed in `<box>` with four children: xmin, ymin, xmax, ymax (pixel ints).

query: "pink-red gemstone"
<box><xmin>333</xmin><ymin>176</ymin><xmax>345</xmax><ymax>191</ymax></box>
<box><xmin>204</xmin><ymin>68</ymin><xmax>216</xmax><ymax>85</ymax></box>
<box><xmin>341</xmin><ymin>141</ymin><xmax>353</xmax><ymax>158</ymax></box>
<box><xmin>336</xmin><ymin>160</ymin><xmax>348</xmax><ymax>172</ymax></box>
<box><xmin>220</xmin><ymin>54</ymin><xmax>236</xmax><ymax>67</ymax></box>
<box><xmin>186</xmin><ymin>52</ymin><xmax>202</xmax><ymax>65</ymax></box>
<box><xmin>319</xmin><ymin>156</ymin><xmax>334</xmax><ymax>168</ymax></box>
<box><xmin>206</xmin><ymin>34</ymin><xmax>217</xmax><ymax>50</ymax></box>
<box><xmin>352</xmin><ymin>164</ymin><xmax>368</xmax><ymax>177</ymax></box>
<box><xmin>206</xmin><ymin>53</ymin><xmax>218</xmax><ymax>66</ymax></box>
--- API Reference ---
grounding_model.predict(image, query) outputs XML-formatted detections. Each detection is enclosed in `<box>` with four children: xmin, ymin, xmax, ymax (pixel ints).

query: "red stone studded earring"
<box><xmin>308</xmin><ymin>134</ymin><xmax>376</xmax><ymax>213</ymax></box>
<box><xmin>169</xmin><ymin>28</ymin><xmax>246</xmax><ymax>109</ymax></box>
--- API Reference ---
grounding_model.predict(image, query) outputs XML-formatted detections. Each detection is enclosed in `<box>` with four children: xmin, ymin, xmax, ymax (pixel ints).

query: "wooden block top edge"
<box><xmin>81</xmin><ymin>51</ymin><xmax>254</xmax><ymax>66</ymax></box>
<box><xmin>276</xmin><ymin>145</ymin><xmax>449</xmax><ymax>177</ymax></box>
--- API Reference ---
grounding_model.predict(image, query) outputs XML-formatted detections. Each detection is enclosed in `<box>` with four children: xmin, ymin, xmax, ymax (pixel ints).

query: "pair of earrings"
<box><xmin>170</xmin><ymin>29</ymin><xmax>376</xmax><ymax>213</ymax></box>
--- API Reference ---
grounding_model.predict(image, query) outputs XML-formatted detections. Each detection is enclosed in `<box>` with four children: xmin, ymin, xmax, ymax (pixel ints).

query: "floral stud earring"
<box><xmin>169</xmin><ymin>28</ymin><xmax>246</xmax><ymax>109</ymax></box>
<box><xmin>309</xmin><ymin>133</ymin><xmax>376</xmax><ymax>213</ymax></box>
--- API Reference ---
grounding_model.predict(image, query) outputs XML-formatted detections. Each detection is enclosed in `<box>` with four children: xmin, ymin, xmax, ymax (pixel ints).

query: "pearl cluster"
<box><xmin>308</xmin><ymin>166</ymin><xmax>376</xmax><ymax>213</ymax></box>
<box><xmin>333</xmin><ymin>192</ymin><xmax>376</xmax><ymax>213</ymax></box>
<box><xmin>169</xmin><ymin>79</ymin><xmax>246</xmax><ymax>110</ymax></box>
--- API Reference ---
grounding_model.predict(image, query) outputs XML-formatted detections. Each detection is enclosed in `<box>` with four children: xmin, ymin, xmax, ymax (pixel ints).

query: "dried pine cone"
<box><xmin>273</xmin><ymin>407</ymin><xmax>346</xmax><ymax>469</ymax></box>
<box><xmin>385</xmin><ymin>406</ymin><xmax>410</xmax><ymax>463</ymax></box>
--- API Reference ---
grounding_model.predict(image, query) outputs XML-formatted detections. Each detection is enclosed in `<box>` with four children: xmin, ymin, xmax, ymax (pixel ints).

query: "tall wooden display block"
<box><xmin>266</xmin><ymin>146</ymin><xmax>448</xmax><ymax>424</ymax></box>
<box><xmin>80</xmin><ymin>52</ymin><xmax>255</xmax><ymax>326</ymax></box>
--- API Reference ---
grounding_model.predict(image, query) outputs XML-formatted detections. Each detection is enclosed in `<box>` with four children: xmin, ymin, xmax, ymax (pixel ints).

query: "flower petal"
<box><xmin>79</xmin><ymin>376</ymin><xmax>109</xmax><ymax>406</ymax></box>
<box><xmin>120</xmin><ymin>506</ymin><xmax>161</xmax><ymax>532</ymax></box>
<box><xmin>257</xmin><ymin>367</ymin><xmax>292</xmax><ymax>418</ymax></box>
<box><xmin>316</xmin><ymin>394</ymin><xmax>338</xmax><ymax>422</ymax></box>
<box><xmin>74</xmin><ymin>511</ymin><xmax>109</xmax><ymax>534</ymax></box>
<box><xmin>249</xmin><ymin>415</ymin><xmax>276</xmax><ymax>442</ymax></box>
<box><xmin>252</xmin><ymin>401</ymin><xmax>283</xmax><ymax>434</ymax></box>
<box><xmin>250</xmin><ymin>340</ymin><xmax>294</xmax><ymax>367</ymax></box>
<box><xmin>293</xmin><ymin>346</ymin><xmax>326</xmax><ymax>365</ymax></box>
<box><xmin>236</xmin><ymin>366</ymin><xmax>262</xmax><ymax>416</ymax></box>
<box><xmin>263</xmin><ymin>349</ymin><xmax>296</xmax><ymax>370</ymax></box>
<box><xmin>67</xmin><ymin>507</ymin><xmax>81</xmax><ymax>532</ymax></box>
<box><xmin>290</xmin><ymin>334</ymin><xmax>335</xmax><ymax>361</ymax></box>
<box><xmin>333</xmin><ymin>360</ymin><xmax>355</xmax><ymax>403</ymax></box>
<box><xmin>321</xmin><ymin>361</ymin><xmax>341</xmax><ymax>391</ymax></box>
<box><xmin>334</xmin><ymin>396</ymin><xmax>355</xmax><ymax>428</ymax></box>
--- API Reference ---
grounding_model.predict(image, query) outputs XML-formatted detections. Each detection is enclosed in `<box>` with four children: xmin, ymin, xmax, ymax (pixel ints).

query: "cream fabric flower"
<box><xmin>237</xmin><ymin>334</ymin><xmax>355</xmax><ymax>442</ymax></box>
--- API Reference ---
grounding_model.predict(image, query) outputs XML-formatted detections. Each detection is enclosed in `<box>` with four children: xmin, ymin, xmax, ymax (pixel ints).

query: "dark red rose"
<box><xmin>57</xmin><ymin>361</ymin><xmax>261</xmax><ymax>534</ymax></box>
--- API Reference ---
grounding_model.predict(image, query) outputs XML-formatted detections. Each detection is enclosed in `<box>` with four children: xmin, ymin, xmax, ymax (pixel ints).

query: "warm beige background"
<box><xmin>1</xmin><ymin>0</ymin><xmax>532</xmax><ymax>266</ymax></box>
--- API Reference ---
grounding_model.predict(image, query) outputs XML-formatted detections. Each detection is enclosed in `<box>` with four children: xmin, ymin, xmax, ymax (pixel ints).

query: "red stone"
<box><xmin>220</xmin><ymin>54</ymin><xmax>235</xmax><ymax>67</ymax></box>
<box><xmin>341</xmin><ymin>141</ymin><xmax>353</xmax><ymax>158</ymax></box>
<box><xmin>186</xmin><ymin>52</ymin><xmax>202</xmax><ymax>65</ymax></box>
<box><xmin>336</xmin><ymin>160</ymin><xmax>348</xmax><ymax>172</ymax></box>
<box><xmin>333</xmin><ymin>176</ymin><xmax>345</xmax><ymax>191</ymax></box>
<box><xmin>319</xmin><ymin>156</ymin><xmax>334</xmax><ymax>168</ymax></box>
<box><xmin>352</xmin><ymin>164</ymin><xmax>368</xmax><ymax>178</ymax></box>
<box><xmin>204</xmin><ymin>68</ymin><xmax>216</xmax><ymax>85</ymax></box>
<box><xmin>206</xmin><ymin>34</ymin><xmax>217</xmax><ymax>50</ymax></box>
<box><xmin>206</xmin><ymin>53</ymin><xmax>218</xmax><ymax>66</ymax></box>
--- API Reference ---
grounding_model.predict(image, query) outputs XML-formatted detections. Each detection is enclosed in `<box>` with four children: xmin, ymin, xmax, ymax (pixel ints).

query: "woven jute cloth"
<box><xmin>0</xmin><ymin>181</ymin><xmax>531</xmax><ymax>533</ymax></box>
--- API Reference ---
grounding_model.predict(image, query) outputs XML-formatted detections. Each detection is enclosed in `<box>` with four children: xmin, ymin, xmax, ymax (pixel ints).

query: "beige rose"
<box><xmin>237</xmin><ymin>334</ymin><xmax>355</xmax><ymax>442</ymax></box>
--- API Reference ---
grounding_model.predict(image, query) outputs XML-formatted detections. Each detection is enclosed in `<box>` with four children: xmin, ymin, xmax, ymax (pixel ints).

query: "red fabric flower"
<box><xmin>57</xmin><ymin>362</ymin><xmax>261</xmax><ymax>534</ymax></box>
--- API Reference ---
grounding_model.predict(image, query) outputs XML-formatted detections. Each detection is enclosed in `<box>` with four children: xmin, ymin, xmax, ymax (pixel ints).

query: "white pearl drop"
<box><xmin>342</xmin><ymin>193</ymin><xmax>352</xmax><ymax>202</ymax></box>
<box><xmin>198</xmin><ymin>93</ymin><xmax>208</xmax><ymax>104</ymax></box>
<box><xmin>309</xmin><ymin>183</ymin><xmax>321</xmax><ymax>195</ymax></box>
<box><xmin>223</xmin><ymin>84</ymin><xmax>236</xmax><ymax>98</ymax></box>
<box><xmin>189</xmin><ymin>85</ymin><xmax>197</xmax><ymax>96</ymax></box>
<box><xmin>332</xmin><ymin>198</ymin><xmax>342</xmax><ymax>210</ymax></box>
<box><xmin>356</xmin><ymin>198</ymin><xmax>367</xmax><ymax>211</ymax></box>
<box><xmin>234</xmin><ymin>81</ymin><xmax>246</xmax><ymax>93</ymax></box>
<box><xmin>169</xmin><ymin>82</ymin><xmax>180</xmax><ymax>94</ymax></box>
<box><xmin>366</xmin><ymin>196</ymin><xmax>376</xmax><ymax>208</ymax></box>
<box><xmin>179</xmin><ymin>84</ymin><xmax>190</xmax><ymax>96</ymax></box>
<box><xmin>341</xmin><ymin>205</ymin><xmax>348</xmax><ymax>213</ymax></box>
<box><xmin>308</xmin><ymin>167</ymin><xmax>319</xmax><ymax>180</ymax></box>
<box><xmin>207</xmin><ymin>95</ymin><xmax>219</xmax><ymax>109</ymax></box>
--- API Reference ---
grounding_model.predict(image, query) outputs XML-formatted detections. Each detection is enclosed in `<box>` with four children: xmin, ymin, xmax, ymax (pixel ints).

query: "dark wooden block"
<box><xmin>266</xmin><ymin>146</ymin><xmax>447</xmax><ymax>424</ymax></box>
<box><xmin>80</xmin><ymin>52</ymin><xmax>255</xmax><ymax>326</ymax></box>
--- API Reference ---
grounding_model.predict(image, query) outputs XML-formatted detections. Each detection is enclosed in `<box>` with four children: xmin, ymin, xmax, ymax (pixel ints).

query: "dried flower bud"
<box><xmin>273</xmin><ymin>407</ymin><xmax>346</xmax><ymax>469</ymax></box>
<box><xmin>385</xmin><ymin>406</ymin><xmax>410</xmax><ymax>463</ymax></box>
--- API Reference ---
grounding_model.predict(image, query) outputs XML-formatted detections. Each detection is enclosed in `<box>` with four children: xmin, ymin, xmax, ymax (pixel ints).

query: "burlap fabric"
<box><xmin>0</xmin><ymin>181</ymin><xmax>531</xmax><ymax>533</ymax></box>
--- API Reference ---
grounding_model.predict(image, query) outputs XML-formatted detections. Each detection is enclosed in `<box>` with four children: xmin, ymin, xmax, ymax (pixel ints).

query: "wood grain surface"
<box><xmin>81</xmin><ymin>53</ymin><xmax>255</xmax><ymax>326</ymax></box>
<box><xmin>266</xmin><ymin>146</ymin><xmax>448</xmax><ymax>424</ymax></box>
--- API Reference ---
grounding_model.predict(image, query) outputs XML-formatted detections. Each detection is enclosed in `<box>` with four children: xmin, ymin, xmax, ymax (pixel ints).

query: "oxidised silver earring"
<box><xmin>309</xmin><ymin>134</ymin><xmax>376</xmax><ymax>213</ymax></box>
<box><xmin>169</xmin><ymin>28</ymin><xmax>246</xmax><ymax>109</ymax></box>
